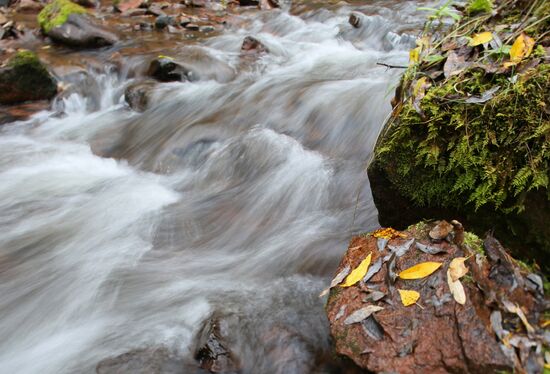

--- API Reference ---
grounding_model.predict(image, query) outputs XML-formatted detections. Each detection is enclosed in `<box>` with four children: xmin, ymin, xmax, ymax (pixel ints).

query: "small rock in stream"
<box><xmin>146</xmin><ymin>56</ymin><xmax>194</xmax><ymax>82</ymax></box>
<box><xmin>155</xmin><ymin>15</ymin><xmax>175</xmax><ymax>29</ymax></box>
<box><xmin>348</xmin><ymin>12</ymin><xmax>363</xmax><ymax>28</ymax></box>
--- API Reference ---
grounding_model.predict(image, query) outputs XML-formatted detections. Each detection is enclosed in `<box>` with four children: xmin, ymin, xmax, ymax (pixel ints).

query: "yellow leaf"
<box><xmin>447</xmin><ymin>269</ymin><xmax>466</xmax><ymax>304</ymax></box>
<box><xmin>509</xmin><ymin>33</ymin><xmax>535</xmax><ymax>64</ymax></box>
<box><xmin>409</xmin><ymin>47</ymin><xmax>421</xmax><ymax>65</ymax></box>
<box><xmin>398</xmin><ymin>289</ymin><xmax>420</xmax><ymax>306</ymax></box>
<box><xmin>372</xmin><ymin>227</ymin><xmax>406</xmax><ymax>240</ymax></box>
<box><xmin>398</xmin><ymin>261</ymin><xmax>442</xmax><ymax>279</ymax></box>
<box><xmin>469</xmin><ymin>32</ymin><xmax>493</xmax><ymax>46</ymax></box>
<box><xmin>449</xmin><ymin>257</ymin><xmax>469</xmax><ymax>282</ymax></box>
<box><xmin>341</xmin><ymin>253</ymin><xmax>372</xmax><ymax>287</ymax></box>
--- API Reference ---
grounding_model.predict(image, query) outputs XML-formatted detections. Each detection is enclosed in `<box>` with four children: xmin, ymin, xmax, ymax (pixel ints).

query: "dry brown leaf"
<box><xmin>341</xmin><ymin>253</ymin><xmax>372</xmax><ymax>287</ymax></box>
<box><xmin>447</xmin><ymin>269</ymin><xmax>466</xmax><ymax>304</ymax></box>
<box><xmin>398</xmin><ymin>262</ymin><xmax>442</xmax><ymax>279</ymax></box>
<box><xmin>344</xmin><ymin>305</ymin><xmax>384</xmax><ymax>325</ymax></box>
<box><xmin>449</xmin><ymin>257</ymin><xmax>469</xmax><ymax>282</ymax></box>
<box><xmin>398</xmin><ymin>289</ymin><xmax>420</xmax><ymax>307</ymax></box>
<box><xmin>319</xmin><ymin>265</ymin><xmax>351</xmax><ymax>297</ymax></box>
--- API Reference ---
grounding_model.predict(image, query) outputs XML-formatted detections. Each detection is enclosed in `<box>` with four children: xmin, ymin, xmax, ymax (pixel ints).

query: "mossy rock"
<box><xmin>0</xmin><ymin>51</ymin><xmax>57</xmax><ymax>105</ymax></box>
<box><xmin>369</xmin><ymin>63</ymin><xmax>550</xmax><ymax>270</ymax></box>
<box><xmin>37</xmin><ymin>0</ymin><xmax>87</xmax><ymax>33</ymax></box>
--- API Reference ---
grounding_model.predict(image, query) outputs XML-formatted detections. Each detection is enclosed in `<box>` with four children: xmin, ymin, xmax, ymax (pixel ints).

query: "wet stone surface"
<box><xmin>325</xmin><ymin>221</ymin><xmax>548</xmax><ymax>374</ymax></box>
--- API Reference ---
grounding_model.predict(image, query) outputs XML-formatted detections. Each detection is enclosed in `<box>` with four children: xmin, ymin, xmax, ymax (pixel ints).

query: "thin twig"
<box><xmin>376</xmin><ymin>62</ymin><xmax>408</xmax><ymax>69</ymax></box>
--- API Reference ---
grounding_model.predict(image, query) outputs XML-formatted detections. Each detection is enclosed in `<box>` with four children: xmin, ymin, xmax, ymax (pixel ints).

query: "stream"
<box><xmin>0</xmin><ymin>1</ymin><xmax>426</xmax><ymax>372</ymax></box>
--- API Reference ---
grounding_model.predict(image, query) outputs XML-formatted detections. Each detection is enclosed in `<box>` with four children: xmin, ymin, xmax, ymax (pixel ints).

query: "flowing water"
<box><xmin>0</xmin><ymin>1</ymin><xmax>426</xmax><ymax>372</ymax></box>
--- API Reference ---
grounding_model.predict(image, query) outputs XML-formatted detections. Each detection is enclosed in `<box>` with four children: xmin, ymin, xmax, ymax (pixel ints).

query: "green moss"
<box><xmin>37</xmin><ymin>0</ymin><xmax>87</xmax><ymax>33</ymax></box>
<box><xmin>377</xmin><ymin>64</ymin><xmax>550</xmax><ymax>214</ymax></box>
<box><xmin>464</xmin><ymin>231</ymin><xmax>484</xmax><ymax>255</ymax></box>
<box><xmin>8</xmin><ymin>50</ymin><xmax>43</xmax><ymax>70</ymax></box>
<box><xmin>466</xmin><ymin>0</ymin><xmax>493</xmax><ymax>14</ymax></box>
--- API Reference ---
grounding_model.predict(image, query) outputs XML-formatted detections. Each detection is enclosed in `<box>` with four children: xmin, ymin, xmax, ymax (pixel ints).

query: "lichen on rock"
<box><xmin>37</xmin><ymin>0</ymin><xmax>87</xmax><ymax>33</ymax></box>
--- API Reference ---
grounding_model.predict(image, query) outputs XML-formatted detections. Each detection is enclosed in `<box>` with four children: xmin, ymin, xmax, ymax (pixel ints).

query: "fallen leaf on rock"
<box><xmin>372</xmin><ymin>227</ymin><xmax>406</xmax><ymax>240</ymax></box>
<box><xmin>388</xmin><ymin>238</ymin><xmax>415</xmax><ymax>257</ymax></box>
<box><xmin>363</xmin><ymin>290</ymin><xmax>386</xmax><ymax>302</ymax></box>
<box><xmin>341</xmin><ymin>253</ymin><xmax>372</xmax><ymax>287</ymax></box>
<box><xmin>377</xmin><ymin>238</ymin><xmax>389</xmax><ymax>251</ymax></box>
<box><xmin>386</xmin><ymin>252</ymin><xmax>398</xmax><ymax>284</ymax></box>
<box><xmin>362</xmin><ymin>316</ymin><xmax>385</xmax><ymax>340</ymax></box>
<box><xmin>449</xmin><ymin>257</ymin><xmax>469</xmax><ymax>281</ymax></box>
<box><xmin>447</xmin><ymin>269</ymin><xmax>466</xmax><ymax>304</ymax></box>
<box><xmin>506</xmin><ymin>33</ymin><xmax>535</xmax><ymax>66</ymax></box>
<box><xmin>490</xmin><ymin>310</ymin><xmax>508</xmax><ymax>340</ymax></box>
<box><xmin>502</xmin><ymin>300</ymin><xmax>535</xmax><ymax>334</ymax></box>
<box><xmin>443</xmin><ymin>51</ymin><xmax>469</xmax><ymax>78</ymax></box>
<box><xmin>469</xmin><ymin>31</ymin><xmax>493</xmax><ymax>46</ymax></box>
<box><xmin>464</xmin><ymin>85</ymin><xmax>500</xmax><ymax>103</ymax></box>
<box><xmin>398</xmin><ymin>289</ymin><xmax>420</xmax><ymax>306</ymax></box>
<box><xmin>335</xmin><ymin>305</ymin><xmax>347</xmax><ymax>321</ymax></box>
<box><xmin>344</xmin><ymin>305</ymin><xmax>384</xmax><ymax>325</ymax></box>
<box><xmin>319</xmin><ymin>265</ymin><xmax>351</xmax><ymax>297</ymax></box>
<box><xmin>409</xmin><ymin>46</ymin><xmax>421</xmax><ymax>64</ymax></box>
<box><xmin>429</xmin><ymin>220</ymin><xmax>454</xmax><ymax>241</ymax></box>
<box><xmin>398</xmin><ymin>262</ymin><xmax>442</xmax><ymax>279</ymax></box>
<box><xmin>415</xmin><ymin>241</ymin><xmax>446</xmax><ymax>255</ymax></box>
<box><xmin>363</xmin><ymin>258</ymin><xmax>383</xmax><ymax>283</ymax></box>
<box><xmin>525</xmin><ymin>273</ymin><xmax>544</xmax><ymax>295</ymax></box>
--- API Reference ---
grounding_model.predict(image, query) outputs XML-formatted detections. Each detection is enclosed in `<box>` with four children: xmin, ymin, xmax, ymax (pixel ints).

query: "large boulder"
<box><xmin>0</xmin><ymin>50</ymin><xmax>57</xmax><ymax>105</ymax></box>
<box><xmin>325</xmin><ymin>221</ymin><xmax>547</xmax><ymax>373</ymax></box>
<box><xmin>37</xmin><ymin>0</ymin><xmax>118</xmax><ymax>48</ymax></box>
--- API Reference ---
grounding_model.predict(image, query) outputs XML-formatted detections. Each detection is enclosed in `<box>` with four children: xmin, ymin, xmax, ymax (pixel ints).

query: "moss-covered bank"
<box><xmin>369</xmin><ymin>0</ymin><xmax>550</xmax><ymax>269</ymax></box>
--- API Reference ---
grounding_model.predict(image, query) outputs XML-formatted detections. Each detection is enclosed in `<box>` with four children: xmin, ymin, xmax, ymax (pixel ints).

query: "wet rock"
<box><xmin>325</xmin><ymin>222</ymin><xmax>547</xmax><ymax>373</ymax></box>
<box><xmin>184</xmin><ymin>22</ymin><xmax>199</xmax><ymax>31</ymax></box>
<box><xmin>199</xmin><ymin>25</ymin><xmax>214</xmax><ymax>33</ymax></box>
<box><xmin>183</xmin><ymin>0</ymin><xmax>206</xmax><ymax>7</ymax></box>
<box><xmin>429</xmin><ymin>219</ymin><xmax>454</xmax><ymax>241</ymax></box>
<box><xmin>238</xmin><ymin>0</ymin><xmax>259</xmax><ymax>5</ymax></box>
<box><xmin>96</xmin><ymin>346</ymin><xmax>192</xmax><ymax>374</ymax></box>
<box><xmin>146</xmin><ymin>3</ymin><xmax>165</xmax><ymax>16</ymax></box>
<box><xmin>194</xmin><ymin>316</ymin><xmax>240</xmax><ymax>373</ymax></box>
<box><xmin>155</xmin><ymin>15</ymin><xmax>175</xmax><ymax>29</ymax></box>
<box><xmin>146</xmin><ymin>56</ymin><xmax>193</xmax><ymax>82</ymax></box>
<box><xmin>15</xmin><ymin>0</ymin><xmax>44</xmax><ymax>13</ymax></box>
<box><xmin>73</xmin><ymin>0</ymin><xmax>98</xmax><ymax>8</ymax></box>
<box><xmin>122</xmin><ymin>8</ymin><xmax>147</xmax><ymax>17</ymax></box>
<box><xmin>0</xmin><ymin>100</ymin><xmax>49</xmax><ymax>124</ymax></box>
<box><xmin>0</xmin><ymin>50</ymin><xmax>57</xmax><ymax>105</ymax></box>
<box><xmin>114</xmin><ymin>0</ymin><xmax>143</xmax><ymax>12</ymax></box>
<box><xmin>348</xmin><ymin>12</ymin><xmax>362</xmax><ymax>28</ymax></box>
<box><xmin>259</xmin><ymin>326</ymin><xmax>315</xmax><ymax>374</ymax></box>
<box><xmin>259</xmin><ymin>0</ymin><xmax>279</xmax><ymax>9</ymax></box>
<box><xmin>241</xmin><ymin>36</ymin><xmax>268</xmax><ymax>53</ymax></box>
<box><xmin>124</xmin><ymin>79</ymin><xmax>156</xmax><ymax>111</ymax></box>
<box><xmin>38</xmin><ymin>0</ymin><xmax>118</xmax><ymax>48</ymax></box>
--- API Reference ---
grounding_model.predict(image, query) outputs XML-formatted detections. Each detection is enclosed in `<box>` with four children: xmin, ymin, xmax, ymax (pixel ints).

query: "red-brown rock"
<box><xmin>325</xmin><ymin>222</ymin><xmax>547</xmax><ymax>374</ymax></box>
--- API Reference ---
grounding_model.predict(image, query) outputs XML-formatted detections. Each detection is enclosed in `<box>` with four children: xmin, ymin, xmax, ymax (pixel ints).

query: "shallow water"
<box><xmin>0</xmin><ymin>2</ymin><xmax>426</xmax><ymax>372</ymax></box>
